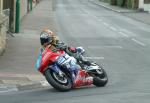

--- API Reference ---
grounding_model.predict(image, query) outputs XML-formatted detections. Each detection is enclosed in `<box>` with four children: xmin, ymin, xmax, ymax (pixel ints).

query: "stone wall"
<box><xmin>0</xmin><ymin>14</ymin><xmax>8</xmax><ymax>55</ymax></box>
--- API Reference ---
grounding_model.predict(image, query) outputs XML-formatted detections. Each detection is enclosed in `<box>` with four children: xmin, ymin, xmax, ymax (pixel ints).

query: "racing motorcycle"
<box><xmin>36</xmin><ymin>46</ymin><xmax>108</xmax><ymax>92</ymax></box>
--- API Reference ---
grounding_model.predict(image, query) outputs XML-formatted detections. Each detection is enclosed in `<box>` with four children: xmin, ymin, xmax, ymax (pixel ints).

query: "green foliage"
<box><xmin>116</xmin><ymin>0</ymin><xmax>124</xmax><ymax>7</ymax></box>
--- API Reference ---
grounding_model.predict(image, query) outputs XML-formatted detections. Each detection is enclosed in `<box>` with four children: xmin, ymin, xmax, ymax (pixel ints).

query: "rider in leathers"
<box><xmin>39</xmin><ymin>28</ymin><xmax>91</xmax><ymax>65</ymax></box>
<box><xmin>37</xmin><ymin>28</ymin><xmax>91</xmax><ymax>81</ymax></box>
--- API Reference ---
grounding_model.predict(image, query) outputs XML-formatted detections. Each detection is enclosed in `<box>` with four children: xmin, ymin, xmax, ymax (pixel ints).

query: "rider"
<box><xmin>39</xmin><ymin>28</ymin><xmax>91</xmax><ymax>66</ymax></box>
<box><xmin>37</xmin><ymin>28</ymin><xmax>91</xmax><ymax>82</ymax></box>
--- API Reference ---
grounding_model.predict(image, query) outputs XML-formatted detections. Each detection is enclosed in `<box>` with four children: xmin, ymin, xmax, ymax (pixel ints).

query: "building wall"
<box><xmin>0</xmin><ymin>0</ymin><xmax>2</xmax><ymax>14</ymax></box>
<box><xmin>139</xmin><ymin>0</ymin><xmax>150</xmax><ymax>12</ymax></box>
<box><xmin>20</xmin><ymin>0</ymin><xmax>25</xmax><ymax>20</ymax></box>
<box><xmin>32</xmin><ymin>0</ymin><xmax>37</xmax><ymax>7</ymax></box>
<box><xmin>0</xmin><ymin>0</ymin><xmax>7</xmax><ymax>55</ymax></box>
<box><xmin>0</xmin><ymin>16</ymin><xmax>7</xmax><ymax>55</ymax></box>
<box><xmin>3</xmin><ymin>0</ymin><xmax>15</xmax><ymax>31</ymax></box>
<box><xmin>24</xmin><ymin>0</ymin><xmax>28</xmax><ymax>14</ymax></box>
<box><xmin>13</xmin><ymin>0</ymin><xmax>16</xmax><ymax>32</ymax></box>
<box><xmin>139</xmin><ymin>0</ymin><xmax>144</xmax><ymax>9</ymax></box>
<box><xmin>20</xmin><ymin>0</ymin><xmax>37</xmax><ymax>20</ymax></box>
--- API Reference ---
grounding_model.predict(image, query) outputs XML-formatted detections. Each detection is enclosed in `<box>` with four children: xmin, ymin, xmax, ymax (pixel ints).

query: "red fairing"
<box><xmin>39</xmin><ymin>47</ymin><xmax>65</xmax><ymax>74</ymax></box>
<box><xmin>73</xmin><ymin>70</ymin><xmax>93</xmax><ymax>87</ymax></box>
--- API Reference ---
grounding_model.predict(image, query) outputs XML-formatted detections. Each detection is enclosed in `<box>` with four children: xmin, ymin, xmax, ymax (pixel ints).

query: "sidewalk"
<box><xmin>0</xmin><ymin>0</ymin><xmax>55</xmax><ymax>93</ymax></box>
<box><xmin>90</xmin><ymin>0</ymin><xmax>150</xmax><ymax>25</ymax></box>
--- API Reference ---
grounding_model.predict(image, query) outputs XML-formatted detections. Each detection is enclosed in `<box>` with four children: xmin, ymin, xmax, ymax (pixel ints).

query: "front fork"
<box><xmin>48</xmin><ymin>64</ymin><xmax>76</xmax><ymax>85</ymax></box>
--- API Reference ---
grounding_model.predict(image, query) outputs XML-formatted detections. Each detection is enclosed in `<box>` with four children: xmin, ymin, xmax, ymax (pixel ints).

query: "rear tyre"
<box><xmin>44</xmin><ymin>69</ymin><xmax>72</xmax><ymax>92</ymax></box>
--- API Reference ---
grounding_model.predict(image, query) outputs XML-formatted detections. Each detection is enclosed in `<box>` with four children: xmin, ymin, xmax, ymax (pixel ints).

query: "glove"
<box><xmin>68</xmin><ymin>47</ymin><xmax>77</xmax><ymax>53</ymax></box>
<box><xmin>55</xmin><ymin>42</ymin><xmax>67</xmax><ymax>50</ymax></box>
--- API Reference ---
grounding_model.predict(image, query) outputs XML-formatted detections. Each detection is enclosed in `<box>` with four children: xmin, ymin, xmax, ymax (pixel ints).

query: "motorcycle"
<box><xmin>36</xmin><ymin>46</ymin><xmax>108</xmax><ymax>92</ymax></box>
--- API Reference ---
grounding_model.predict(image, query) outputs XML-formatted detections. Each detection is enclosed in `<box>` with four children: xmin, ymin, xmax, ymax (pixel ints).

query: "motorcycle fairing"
<box><xmin>37</xmin><ymin>47</ymin><xmax>65</xmax><ymax>73</ymax></box>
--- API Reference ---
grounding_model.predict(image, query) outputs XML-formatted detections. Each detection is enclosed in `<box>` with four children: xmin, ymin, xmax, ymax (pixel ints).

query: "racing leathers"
<box><xmin>52</xmin><ymin>41</ymin><xmax>91</xmax><ymax>66</ymax></box>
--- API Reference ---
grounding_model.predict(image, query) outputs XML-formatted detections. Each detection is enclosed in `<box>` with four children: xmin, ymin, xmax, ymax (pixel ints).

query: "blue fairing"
<box><xmin>35</xmin><ymin>53</ymin><xmax>42</xmax><ymax>70</ymax></box>
<box><xmin>49</xmin><ymin>63</ymin><xmax>62</xmax><ymax>73</ymax></box>
<box><xmin>48</xmin><ymin>63</ymin><xmax>78</xmax><ymax>82</ymax></box>
<box><xmin>55</xmin><ymin>53</ymin><xmax>79</xmax><ymax>81</ymax></box>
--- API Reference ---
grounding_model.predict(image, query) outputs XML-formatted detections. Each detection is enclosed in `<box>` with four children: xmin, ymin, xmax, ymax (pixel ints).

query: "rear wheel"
<box><xmin>93</xmin><ymin>68</ymin><xmax>108</xmax><ymax>87</ymax></box>
<box><xmin>88</xmin><ymin>64</ymin><xmax>108</xmax><ymax>87</ymax></box>
<box><xmin>44</xmin><ymin>69</ymin><xmax>72</xmax><ymax>92</ymax></box>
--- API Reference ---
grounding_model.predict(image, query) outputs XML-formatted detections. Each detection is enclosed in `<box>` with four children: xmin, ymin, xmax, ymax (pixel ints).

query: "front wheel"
<box><xmin>44</xmin><ymin>69</ymin><xmax>72</xmax><ymax>92</ymax></box>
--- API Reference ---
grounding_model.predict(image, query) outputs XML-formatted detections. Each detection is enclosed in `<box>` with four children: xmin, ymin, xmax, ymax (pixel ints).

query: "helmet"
<box><xmin>42</xmin><ymin>28</ymin><xmax>54</xmax><ymax>36</ymax></box>
<box><xmin>40</xmin><ymin>29</ymin><xmax>53</xmax><ymax>46</ymax></box>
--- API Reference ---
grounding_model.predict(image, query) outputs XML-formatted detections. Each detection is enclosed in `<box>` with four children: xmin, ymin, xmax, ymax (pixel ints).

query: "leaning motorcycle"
<box><xmin>36</xmin><ymin>46</ymin><xmax>108</xmax><ymax>92</ymax></box>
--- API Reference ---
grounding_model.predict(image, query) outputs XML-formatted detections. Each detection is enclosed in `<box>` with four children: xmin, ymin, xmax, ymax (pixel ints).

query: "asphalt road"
<box><xmin>0</xmin><ymin>0</ymin><xmax>150</xmax><ymax>103</ymax></box>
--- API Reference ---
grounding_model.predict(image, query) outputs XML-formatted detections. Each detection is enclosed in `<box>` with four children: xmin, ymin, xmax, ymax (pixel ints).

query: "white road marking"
<box><xmin>88</xmin><ymin>46</ymin><xmax>123</xmax><ymax>49</ymax></box>
<box><xmin>118</xmin><ymin>32</ymin><xmax>129</xmax><ymax>37</ymax></box>
<box><xmin>103</xmin><ymin>22</ymin><xmax>109</xmax><ymax>26</ymax></box>
<box><xmin>85</xmin><ymin>57</ymin><xmax>104</xmax><ymax>60</ymax></box>
<box><xmin>82</xmin><ymin>8</ymin><xmax>106</xmax><ymax>23</ymax></box>
<box><xmin>98</xmin><ymin>19</ymin><xmax>103</xmax><ymax>21</ymax></box>
<box><xmin>40</xmin><ymin>80</ymin><xmax>49</xmax><ymax>87</ymax></box>
<box><xmin>110</xmin><ymin>26</ymin><xmax>117</xmax><ymax>31</ymax></box>
<box><xmin>0</xmin><ymin>85</ymin><xmax>18</xmax><ymax>93</ymax></box>
<box><xmin>82</xmin><ymin>9</ymin><xmax>98</xmax><ymax>19</ymax></box>
<box><xmin>120</xmin><ymin>29</ymin><xmax>133</xmax><ymax>34</ymax></box>
<box><xmin>131</xmin><ymin>38</ymin><xmax>146</xmax><ymax>47</ymax></box>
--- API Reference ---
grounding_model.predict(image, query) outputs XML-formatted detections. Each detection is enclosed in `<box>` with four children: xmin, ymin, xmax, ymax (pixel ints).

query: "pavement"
<box><xmin>90</xmin><ymin>0</ymin><xmax>150</xmax><ymax>25</ymax></box>
<box><xmin>0</xmin><ymin>0</ymin><xmax>150</xmax><ymax>93</ymax></box>
<box><xmin>0</xmin><ymin>0</ymin><xmax>55</xmax><ymax>93</ymax></box>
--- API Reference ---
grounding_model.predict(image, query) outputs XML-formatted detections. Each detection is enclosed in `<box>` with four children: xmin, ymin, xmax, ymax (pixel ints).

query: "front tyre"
<box><xmin>44</xmin><ymin>69</ymin><xmax>72</xmax><ymax>92</ymax></box>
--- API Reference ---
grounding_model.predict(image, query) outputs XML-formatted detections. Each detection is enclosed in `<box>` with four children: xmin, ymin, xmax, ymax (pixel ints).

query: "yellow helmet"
<box><xmin>40</xmin><ymin>28</ymin><xmax>59</xmax><ymax>46</ymax></box>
